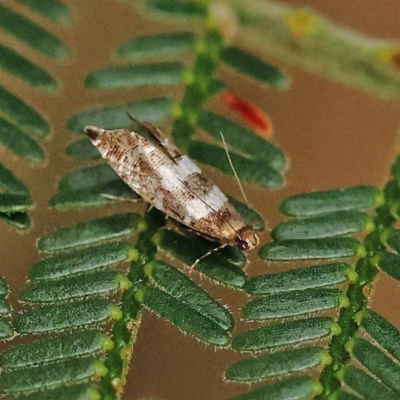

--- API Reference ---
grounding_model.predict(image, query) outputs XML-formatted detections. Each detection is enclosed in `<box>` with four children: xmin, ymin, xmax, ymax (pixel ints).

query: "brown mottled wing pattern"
<box><xmin>85</xmin><ymin>126</ymin><xmax>245</xmax><ymax>244</ymax></box>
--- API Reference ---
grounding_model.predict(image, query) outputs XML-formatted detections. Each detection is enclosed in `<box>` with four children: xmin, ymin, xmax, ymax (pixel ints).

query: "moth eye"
<box><xmin>235</xmin><ymin>236</ymin><xmax>250</xmax><ymax>251</ymax></box>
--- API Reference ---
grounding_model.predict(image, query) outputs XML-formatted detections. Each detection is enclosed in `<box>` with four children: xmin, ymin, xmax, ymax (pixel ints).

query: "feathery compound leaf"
<box><xmin>14</xmin><ymin>299</ymin><xmax>121</xmax><ymax>334</ymax></box>
<box><xmin>0</xmin><ymin>45</ymin><xmax>58</xmax><ymax>92</ymax></box>
<box><xmin>0</xmin><ymin>5</ymin><xmax>69</xmax><ymax>60</ymax></box>
<box><xmin>241</xmin><ymin>288</ymin><xmax>342</xmax><ymax>320</ymax></box>
<box><xmin>0</xmin><ymin>193</ymin><xmax>33</xmax><ymax>213</ymax></box>
<box><xmin>0</xmin><ymin>319</ymin><xmax>13</xmax><ymax>339</ymax></box>
<box><xmin>336</xmin><ymin>391</ymin><xmax>365</xmax><ymax>400</ymax></box>
<box><xmin>0</xmin><ymin>117</ymin><xmax>45</xmax><ymax>164</ymax></box>
<box><xmin>221</xmin><ymin>46</ymin><xmax>289</xmax><ymax>88</ymax></box>
<box><xmin>0</xmin><ymin>357</ymin><xmax>106</xmax><ymax>394</ymax></box>
<box><xmin>352</xmin><ymin>338</ymin><xmax>400</xmax><ymax>393</ymax></box>
<box><xmin>226</xmin><ymin>347</ymin><xmax>323</xmax><ymax>382</ymax></box>
<box><xmin>30</xmin><ymin>242</ymin><xmax>134</xmax><ymax>281</ymax></box>
<box><xmin>14</xmin><ymin>384</ymin><xmax>99</xmax><ymax>400</ymax></box>
<box><xmin>16</xmin><ymin>0</ymin><xmax>71</xmax><ymax>23</ymax></box>
<box><xmin>153</xmin><ymin>229</ymin><xmax>246</xmax><ymax>288</ymax></box>
<box><xmin>0</xmin><ymin>330</ymin><xmax>111</xmax><ymax>370</ymax></box>
<box><xmin>66</xmin><ymin>97</ymin><xmax>172</xmax><ymax>135</ymax></box>
<box><xmin>378</xmin><ymin>251</ymin><xmax>400</xmax><ymax>281</ymax></box>
<box><xmin>271</xmin><ymin>211</ymin><xmax>371</xmax><ymax>241</ymax></box>
<box><xmin>280</xmin><ymin>186</ymin><xmax>381</xmax><ymax>217</ymax></box>
<box><xmin>37</xmin><ymin>213</ymin><xmax>145</xmax><ymax>252</ymax></box>
<box><xmin>189</xmin><ymin>141</ymin><xmax>284</xmax><ymax>190</ymax></box>
<box><xmin>0</xmin><ymin>300</ymin><xmax>11</xmax><ymax>316</ymax></box>
<box><xmin>259</xmin><ymin>237</ymin><xmax>361</xmax><ymax>261</ymax></box>
<box><xmin>0</xmin><ymin>86</ymin><xmax>50</xmax><ymax>138</ymax></box>
<box><xmin>231</xmin><ymin>317</ymin><xmax>333</xmax><ymax>352</ymax></box>
<box><xmin>21</xmin><ymin>271</ymin><xmax>130</xmax><ymax>303</ymax></box>
<box><xmin>199</xmin><ymin>111</ymin><xmax>286</xmax><ymax>171</ymax></box>
<box><xmin>341</xmin><ymin>366</ymin><xmax>398</xmax><ymax>400</ymax></box>
<box><xmin>230</xmin><ymin>375</ymin><xmax>317</xmax><ymax>400</ymax></box>
<box><xmin>117</xmin><ymin>32</ymin><xmax>196</xmax><ymax>60</ymax></box>
<box><xmin>85</xmin><ymin>62</ymin><xmax>184</xmax><ymax>89</ymax></box>
<box><xmin>245</xmin><ymin>262</ymin><xmax>350</xmax><ymax>295</ymax></box>
<box><xmin>141</xmin><ymin>285</ymin><xmax>230</xmax><ymax>346</ymax></box>
<box><xmin>145</xmin><ymin>260</ymin><xmax>233</xmax><ymax>331</ymax></box>
<box><xmin>362</xmin><ymin>310</ymin><xmax>400</xmax><ymax>362</ymax></box>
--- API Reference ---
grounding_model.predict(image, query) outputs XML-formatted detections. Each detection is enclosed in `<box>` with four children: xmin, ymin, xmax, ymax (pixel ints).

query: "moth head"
<box><xmin>235</xmin><ymin>227</ymin><xmax>260</xmax><ymax>251</ymax></box>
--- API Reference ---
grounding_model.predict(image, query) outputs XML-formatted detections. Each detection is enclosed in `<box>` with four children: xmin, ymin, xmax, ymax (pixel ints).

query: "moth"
<box><xmin>85</xmin><ymin>121</ymin><xmax>260</xmax><ymax>251</ymax></box>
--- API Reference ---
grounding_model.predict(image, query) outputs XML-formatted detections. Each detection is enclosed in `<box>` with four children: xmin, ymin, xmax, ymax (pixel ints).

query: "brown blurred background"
<box><xmin>0</xmin><ymin>1</ymin><xmax>399</xmax><ymax>399</ymax></box>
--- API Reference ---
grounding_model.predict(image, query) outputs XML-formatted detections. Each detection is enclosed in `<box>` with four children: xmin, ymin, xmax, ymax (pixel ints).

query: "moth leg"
<box><xmin>100</xmin><ymin>193</ymin><xmax>143</xmax><ymax>203</ymax></box>
<box><xmin>189</xmin><ymin>243</ymin><xmax>228</xmax><ymax>271</ymax></box>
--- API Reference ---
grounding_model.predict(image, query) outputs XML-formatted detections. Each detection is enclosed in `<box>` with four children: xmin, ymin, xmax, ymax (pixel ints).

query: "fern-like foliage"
<box><xmin>0</xmin><ymin>1</ymin><xmax>70</xmax><ymax>229</ymax></box>
<box><xmin>0</xmin><ymin>1</ymin><xmax>289</xmax><ymax>399</ymax></box>
<box><xmin>225</xmin><ymin>160</ymin><xmax>400</xmax><ymax>399</ymax></box>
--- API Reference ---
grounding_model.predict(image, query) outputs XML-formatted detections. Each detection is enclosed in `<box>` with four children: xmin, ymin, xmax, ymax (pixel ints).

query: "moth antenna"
<box><xmin>189</xmin><ymin>243</ymin><xmax>228</xmax><ymax>270</ymax></box>
<box><xmin>219</xmin><ymin>131</ymin><xmax>250</xmax><ymax>209</ymax></box>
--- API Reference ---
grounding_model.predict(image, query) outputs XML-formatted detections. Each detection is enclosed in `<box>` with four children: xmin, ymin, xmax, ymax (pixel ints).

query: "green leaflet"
<box><xmin>387</xmin><ymin>229</ymin><xmax>400</xmax><ymax>253</ymax></box>
<box><xmin>362</xmin><ymin>310</ymin><xmax>400</xmax><ymax>362</ymax></box>
<box><xmin>37</xmin><ymin>213</ymin><xmax>144</xmax><ymax>252</ymax></box>
<box><xmin>145</xmin><ymin>260</ymin><xmax>233</xmax><ymax>331</ymax></box>
<box><xmin>16</xmin><ymin>0</ymin><xmax>71</xmax><ymax>23</ymax></box>
<box><xmin>14</xmin><ymin>299</ymin><xmax>121</xmax><ymax>334</ymax></box>
<box><xmin>227</xmin><ymin>196</ymin><xmax>264</xmax><ymax>231</ymax></box>
<box><xmin>117</xmin><ymin>32</ymin><xmax>196</xmax><ymax>60</ymax></box>
<box><xmin>153</xmin><ymin>229</ymin><xmax>246</xmax><ymax>288</ymax></box>
<box><xmin>378</xmin><ymin>251</ymin><xmax>400</xmax><ymax>281</ymax></box>
<box><xmin>225</xmin><ymin>347</ymin><xmax>322</xmax><ymax>382</ymax></box>
<box><xmin>85</xmin><ymin>62</ymin><xmax>184</xmax><ymax>89</ymax></box>
<box><xmin>30</xmin><ymin>242</ymin><xmax>134</xmax><ymax>281</ymax></box>
<box><xmin>245</xmin><ymin>262</ymin><xmax>350</xmax><ymax>295</ymax></box>
<box><xmin>0</xmin><ymin>330</ymin><xmax>111</xmax><ymax>370</ymax></box>
<box><xmin>66</xmin><ymin>97</ymin><xmax>172</xmax><ymax>135</ymax></box>
<box><xmin>0</xmin><ymin>193</ymin><xmax>33</xmax><ymax>213</ymax></box>
<box><xmin>271</xmin><ymin>211</ymin><xmax>371</xmax><ymax>241</ymax></box>
<box><xmin>259</xmin><ymin>237</ymin><xmax>361</xmax><ymax>261</ymax></box>
<box><xmin>52</xmin><ymin>163</ymin><xmax>140</xmax><ymax>209</ymax></box>
<box><xmin>21</xmin><ymin>271</ymin><xmax>129</xmax><ymax>303</ymax></box>
<box><xmin>230</xmin><ymin>375</ymin><xmax>316</xmax><ymax>400</ymax></box>
<box><xmin>241</xmin><ymin>288</ymin><xmax>342</xmax><ymax>320</ymax></box>
<box><xmin>352</xmin><ymin>339</ymin><xmax>400</xmax><ymax>394</ymax></box>
<box><xmin>0</xmin><ymin>319</ymin><xmax>13</xmax><ymax>339</ymax></box>
<box><xmin>221</xmin><ymin>46</ymin><xmax>289</xmax><ymax>88</ymax></box>
<box><xmin>142</xmin><ymin>285</ymin><xmax>230</xmax><ymax>346</ymax></box>
<box><xmin>145</xmin><ymin>0</ymin><xmax>207</xmax><ymax>18</ymax></box>
<box><xmin>0</xmin><ymin>117</ymin><xmax>45</xmax><ymax>164</ymax></box>
<box><xmin>0</xmin><ymin>357</ymin><xmax>105</xmax><ymax>394</ymax></box>
<box><xmin>66</xmin><ymin>138</ymin><xmax>100</xmax><ymax>160</ymax></box>
<box><xmin>341</xmin><ymin>366</ymin><xmax>398</xmax><ymax>400</ymax></box>
<box><xmin>0</xmin><ymin>5</ymin><xmax>69</xmax><ymax>60</ymax></box>
<box><xmin>336</xmin><ymin>391</ymin><xmax>364</xmax><ymax>400</ymax></box>
<box><xmin>0</xmin><ymin>300</ymin><xmax>11</xmax><ymax>316</ymax></box>
<box><xmin>0</xmin><ymin>276</ymin><xmax>8</xmax><ymax>297</ymax></box>
<box><xmin>231</xmin><ymin>317</ymin><xmax>333</xmax><ymax>352</ymax></box>
<box><xmin>14</xmin><ymin>384</ymin><xmax>99</xmax><ymax>400</ymax></box>
<box><xmin>198</xmin><ymin>111</ymin><xmax>286</xmax><ymax>171</ymax></box>
<box><xmin>280</xmin><ymin>185</ymin><xmax>381</xmax><ymax>217</ymax></box>
<box><xmin>0</xmin><ymin>86</ymin><xmax>50</xmax><ymax>138</ymax></box>
<box><xmin>0</xmin><ymin>163</ymin><xmax>30</xmax><ymax>195</ymax></box>
<box><xmin>188</xmin><ymin>141</ymin><xmax>284</xmax><ymax>190</ymax></box>
<box><xmin>0</xmin><ymin>212</ymin><xmax>31</xmax><ymax>229</ymax></box>
<box><xmin>0</xmin><ymin>45</ymin><xmax>58</xmax><ymax>92</ymax></box>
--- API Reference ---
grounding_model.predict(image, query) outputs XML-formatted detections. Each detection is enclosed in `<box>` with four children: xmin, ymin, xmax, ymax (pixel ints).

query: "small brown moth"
<box><xmin>85</xmin><ymin>121</ymin><xmax>260</xmax><ymax>251</ymax></box>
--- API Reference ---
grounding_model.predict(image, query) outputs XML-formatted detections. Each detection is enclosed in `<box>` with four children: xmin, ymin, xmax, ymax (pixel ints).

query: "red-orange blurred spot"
<box><xmin>221</xmin><ymin>92</ymin><xmax>273</xmax><ymax>139</ymax></box>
